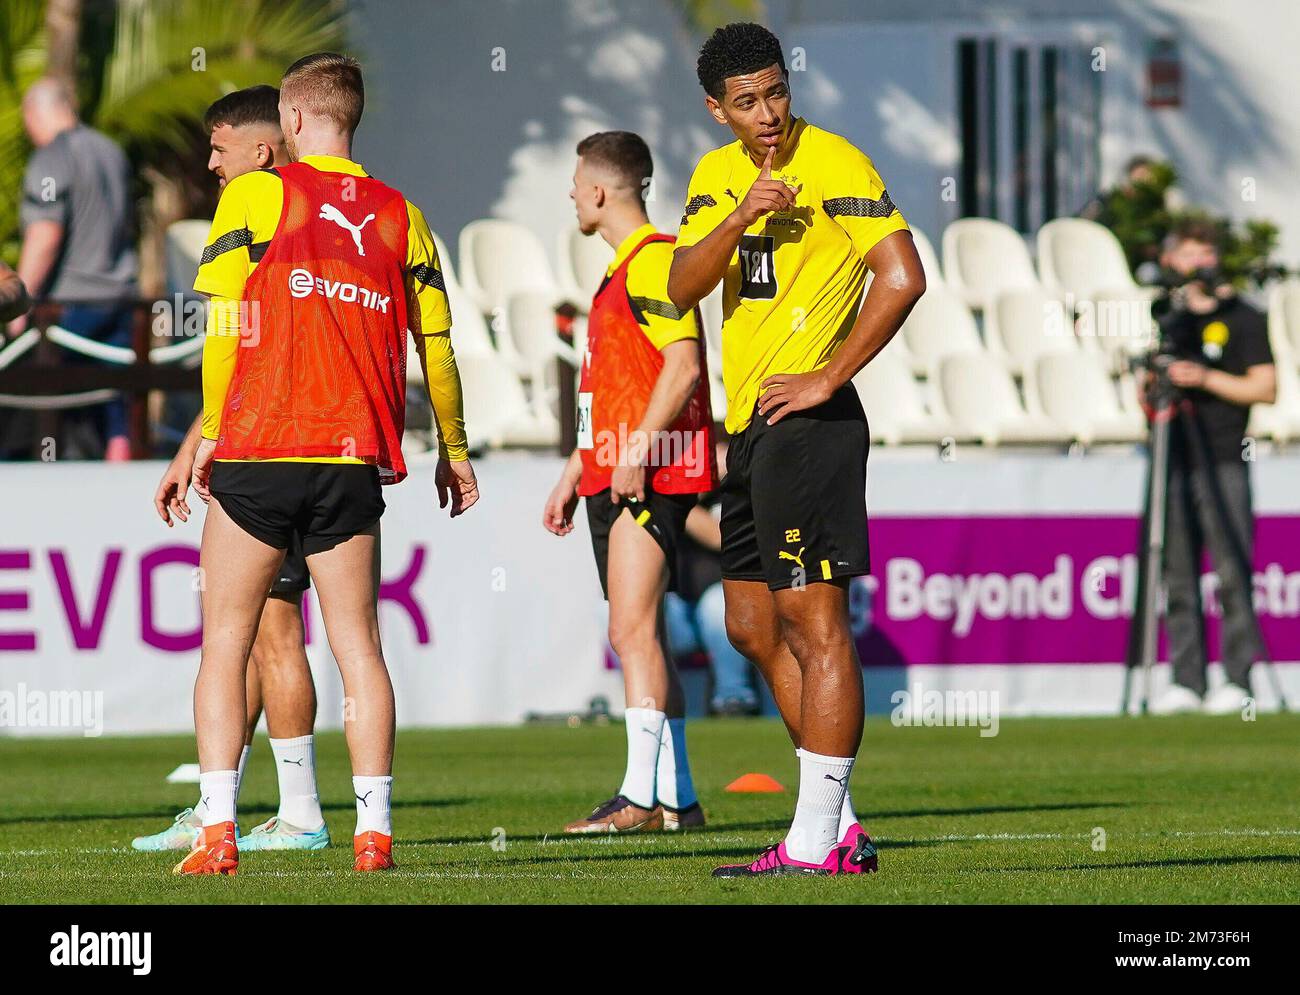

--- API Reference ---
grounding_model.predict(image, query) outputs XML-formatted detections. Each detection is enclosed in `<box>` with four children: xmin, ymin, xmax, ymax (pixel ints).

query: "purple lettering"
<box><xmin>49</xmin><ymin>548</ymin><xmax>123</xmax><ymax>650</ymax></box>
<box><xmin>0</xmin><ymin>550</ymin><xmax>36</xmax><ymax>652</ymax></box>
<box><xmin>140</xmin><ymin>545</ymin><xmax>202</xmax><ymax>652</ymax></box>
<box><xmin>378</xmin><ymin>545</ymin><xmax>430</xmax><ymax>644</ymax></box>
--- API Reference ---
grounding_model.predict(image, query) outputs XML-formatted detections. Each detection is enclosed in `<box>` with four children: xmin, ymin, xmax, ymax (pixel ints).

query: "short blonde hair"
<box><xmin>280</xmin><ymin>52</ymin><xmax>364</xmax><ymax>134</ymax></box>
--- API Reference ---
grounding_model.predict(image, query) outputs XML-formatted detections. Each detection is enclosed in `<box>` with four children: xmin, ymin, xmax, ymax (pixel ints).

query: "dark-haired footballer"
<box><xmin>544</xmin><ymin>131</ymin><xmax>717</xmax><ymax>833</ymax></box>
<box><xmin>137</xmin><ymin>85</ymin><xmax>331</xmax><ymax>856</ymax></box>
<box><xmin>667</xmin><ymin>23</ymin><xmax>926</xmax><ymax>877</ymax></box>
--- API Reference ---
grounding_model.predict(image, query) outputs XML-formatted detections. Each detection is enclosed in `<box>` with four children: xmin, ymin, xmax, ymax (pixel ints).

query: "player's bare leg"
<box><xmin>304</xmin><ymin>524</ymin><xmax>395</xmax><ymax>870</ymax></box>
<box><xmin>237</xmin><ymin>593</ymin><xmax>330</xmax><ymax>851</ymax></box>
<box><xmin>715</xmin><ymin>578</ymin><xmax>874</xmax><ymax>876</ymax></box>
<box><xmin>176</xmin><ymin>498</ymin><xmax>284</xmax><ymax>875</ymax></box>
<box><xmin>723</xmin><ymin>579</ymin><xmax>802</xmax><ymax>741</ymax></box>
<box><xmin>566</xmin><ymin>510</ymin><xmax>700</xmax><ymax>832</ymax></box>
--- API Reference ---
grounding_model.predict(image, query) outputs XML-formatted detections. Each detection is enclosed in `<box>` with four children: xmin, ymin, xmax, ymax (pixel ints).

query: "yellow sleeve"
<box><xmin>821</xmin><ymin>142</ymin><xmax>909</xmax><ymax>260</ymax></box>
<box><xmin>625</xmin><ymin>242</ymin><xmax>699</xmax><ymax>351</ymax></box>
<box><xmin>193</xmin><ymin>170</ymin><xmax>282</xmax><ymax>299</ymax></box>
<box><xmin>201</xmin><ymin>297</ymin><xmax>243</xmax><ymax>439</ymax></box>
<box><xmin>405</xmin><ymin>201</ymin><xmax>465</xmax><ymax>460</ymax></box>
<box><xmin>674</xmin><ymin>152</ymin><xmax>732</xmax><ymax>250</ymax></box>
<box><xmin>405</xmin><ymin>201</ymin><xmax>452</xmax><ymax>334</ymax></box>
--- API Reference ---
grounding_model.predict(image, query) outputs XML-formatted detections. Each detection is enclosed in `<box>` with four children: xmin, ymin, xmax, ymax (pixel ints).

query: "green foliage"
<box><xmin>1089</xmin><ymin>160</ymin><xmax>1288</xmax><ymax>290</ymax></box>
<box><xmin>0</xmin><ymin>0</ymin><xmax>47</xmax><ymax>265</ymax></box>
<box><xmin>672</xmin><ymin>0</ymin><xmax>765</xmax><ymax>35</ymax></box>
<box><xmin>0</xmin><ymin>0</ymin><xmax>351</xmax><ymax>265</ymax></box>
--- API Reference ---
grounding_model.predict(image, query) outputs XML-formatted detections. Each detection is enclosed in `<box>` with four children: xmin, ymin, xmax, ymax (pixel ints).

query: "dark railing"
<box><xmin>0</xmin><ymin>300</ymin><xmax>201</xmax><ymax>459</ymax></box>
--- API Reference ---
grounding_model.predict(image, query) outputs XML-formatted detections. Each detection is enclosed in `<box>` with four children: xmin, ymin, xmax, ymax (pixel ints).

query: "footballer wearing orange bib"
<box><xmin>177</xmin><ymin>53</ymin><xmax>479</xmax><ymax>877</ymax></box>
<box><xmin>544</xmin><ymin>132</ymin><xmax>717</xmax><ymax>834</ymax></box>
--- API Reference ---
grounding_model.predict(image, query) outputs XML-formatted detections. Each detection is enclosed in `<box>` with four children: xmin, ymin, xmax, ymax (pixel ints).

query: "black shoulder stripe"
<box><xmin>199</xmin><ymin>227</ymin><xmax>254</xmax><ymax>266</ymax></box>
<box><xmin>411</xmin><ymin>263</ymin><xmax>446</xmax><ymax>293</ymax></box>
<box><xmin>823</xmin><ymin>190</ymin><xmax>897</xmax><ymax>219</ymax></box>
<box><xmin>629</xmin><ymin>295</ymin><xmax>687</xmax><ymax>322</ymax></box>
<box><xmin>680</xmin><ymin>193</ymin><xmax>717</xmax><ymax>225</ymax></box>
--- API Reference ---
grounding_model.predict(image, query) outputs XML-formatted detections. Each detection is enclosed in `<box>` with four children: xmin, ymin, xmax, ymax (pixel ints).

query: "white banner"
<box><xmin>3</xmin><ymin>450</ymin><xmax>1298</xmax><ymax>734</ymax></box>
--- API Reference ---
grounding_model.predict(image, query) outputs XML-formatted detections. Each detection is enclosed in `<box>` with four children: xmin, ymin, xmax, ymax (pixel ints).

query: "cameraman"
<box><xmin>1145</xmin><ymin>219</ymin><xmax>1276</xmax><ymax>715</ymax></box>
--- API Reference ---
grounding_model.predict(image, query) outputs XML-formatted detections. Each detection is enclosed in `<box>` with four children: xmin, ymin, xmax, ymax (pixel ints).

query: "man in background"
<box><xmin>8</xmin><ymin>77</ymin><xmax>138</xmax><ymax>460</ymax></box>
<box><xmin>1147</xmin><ymin>219</ymin><xmax>1276</xmax><ymax>715</ymax></box>
<box><xmin>134</xmin><ymin>85</ymin><xmax>330</xmax><ymax>855</ymax></box>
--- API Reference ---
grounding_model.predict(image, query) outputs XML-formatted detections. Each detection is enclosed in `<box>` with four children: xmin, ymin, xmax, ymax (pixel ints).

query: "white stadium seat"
<box><xmin>897</xmin><ymin>283</ymin><xmax>983</xmax><ymax>375</ymax></box>
<box><xmin>457</xmin><ymin>219</ymin><xmax>557</xmax><ymax>320</ymax></box>
<box><xmin>165</xmin><ymin>219</ymin><xmax>211</xmax><ymax>297</ymax></box>
<box><xmin>699</xmin><ymin>286</ymin><xmax>724</xmax><ymax>361</ymax></box>
<box><xmin>556</xmin><ymin>226</ymin><xmax>613</xmax><ymax>310</ymax></box>
<box><xmin>1036</xmin><ymin>217</ymin><xmax>1143</xmax><ymax>300</ymax></box>
<box><xmin>1027</xmin><ymin>352</ymin><xmax>1146</xmax><ymax>446</ymax></box>
<box><xmin>852</xmin><ymin>342</ymin><xmax>956</xmax><ymax>445</ymax></box>
<box><xmin>1268</xmin><ymin>279</ymin><xmax>1300</xmax><ymax>365</ymax></box>
<box><xmin>1075</xmin><ymin>288</ymin><xmax>1157</xmax><ymax>370</ymax></box>
<box><xmin>909</xmin><ymin>226</ymin><xmax>944</xmax><ymax>286</ymax></box>
<box><xmin>941</xmin><ymin>218</ymin><xmax>1039</xmax><ymax>311</ymax></box>
<box><xmin>934</xmin><ymin>351</ymin><xmax>1071</xmax><ymax>446</ymax></box>
<box><xmin>1248</xmin><ymin>356</ymin><xmax>1300</xmax><ymax>444</ymax></box>
<box><xmin>431</xmin><ymin>229</ymin><xmax>459</xmax><ymax>290</ymax></box>
<box><xmin>986</xmin><ymin>287</ymin><xmax>1077</xmax><ymax>375</ymax></box>
<box><xmin>456</xmin><ymin>351</ymin><xmax>558</xmax><ymax>450</ymax></box>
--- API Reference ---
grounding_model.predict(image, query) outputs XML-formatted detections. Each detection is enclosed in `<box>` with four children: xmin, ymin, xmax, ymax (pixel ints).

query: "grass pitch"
<box><xmin>2</xmin><ymin>715</ymin><xmax>1299</xmax><ymax>904</ymax></box>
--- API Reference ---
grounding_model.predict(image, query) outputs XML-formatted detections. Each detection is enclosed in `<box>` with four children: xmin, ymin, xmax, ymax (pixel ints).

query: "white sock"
<box><xmin>234</xmin><ymin>745</ymin><xmax>251</xmax><ymax>803</ymax></box>
<box><xmin>353</xmin><ymin>775</ymin><xmax>393</xmax><ymax>836</ymax></box>
<box><xmin>786</xmin><ymin>749</ymin><xmax>854</xmax><ymax>864</ymax></box>
<box><xmin>655</xmin><ymin>718</ymin><xmax>698</xmax><ymax>810</ymax></box>
<box><xmin>797</xmin><ymin>747</ymin><xmax>859</xmax><ymax>838</ymax></box>
<box><xmin>618</xmin><ymin>707</ymin><xmax>666</xmax><ymax>809</ymax></box>
<box><xmin>270</xmin><ymin>735</ymin><xmax>324</xmax><ymax>830</ymax></box>
<box><xmin>198</xmin><ymin>770</ymin><xmax>239</xmax><ymax>827</ymax></box>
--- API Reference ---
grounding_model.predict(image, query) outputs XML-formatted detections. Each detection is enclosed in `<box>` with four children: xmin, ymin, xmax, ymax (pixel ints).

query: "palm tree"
<box><xmin>0</xmin><ymin>0</ymin><xmax>350</xmax><ymax>287</ymax></box>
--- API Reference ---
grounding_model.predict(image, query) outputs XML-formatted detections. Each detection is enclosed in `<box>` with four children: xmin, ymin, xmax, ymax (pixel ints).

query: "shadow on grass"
<box><xmin>0</xmin><ymin>797</ymin><xmax>475</xmax><ymax>827</ymax></box>
<box><xmin>995</xmin><ymin>853</ymin><xmax>1300</xmax><ymax>874</ymax></box>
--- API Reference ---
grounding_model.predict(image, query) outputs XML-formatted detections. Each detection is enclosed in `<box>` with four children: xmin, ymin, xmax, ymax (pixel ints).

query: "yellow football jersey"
<box><xmin>676</xmin><ymin>117</ymin><xmax>908</xmax><ymax>433</ymax></box>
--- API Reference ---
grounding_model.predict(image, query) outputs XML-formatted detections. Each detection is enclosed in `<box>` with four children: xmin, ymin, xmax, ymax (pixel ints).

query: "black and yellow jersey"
<box><xmin>676</xmin><ymin>117</ymin><xmax>908</xmax><ymax>433</ymax></box>
<box><xmin>196</xmin><ymin>153</ymin><xmax>466</xmax><ymax>461</ymax></box>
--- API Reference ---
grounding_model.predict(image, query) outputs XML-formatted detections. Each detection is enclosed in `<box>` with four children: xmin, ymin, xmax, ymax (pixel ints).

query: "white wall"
<box><xmin>350</xmin><ymin>0</ymin><xmax>1300</xmax><ymax>278</ymax></box>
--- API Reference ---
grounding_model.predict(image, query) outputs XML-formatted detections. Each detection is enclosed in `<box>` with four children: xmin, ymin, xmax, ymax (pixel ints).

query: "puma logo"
<box><xmin>319</xmin><ymin>202</ymin><xmax>375</xmax><ymax>256</ymax></box>
<box><xmin>778</xmin><ymin>546</ymin><xmax>805</xmax><ymax>569</ymax></box>
<box><xmin>823</xmin><ymin>772</ymin><xmax>850</xmax><ymax>788</ymax></box>
<box><xmin>281</xmin><ymin>757</ymin><xmax>304</xmax><ymax>766</ymax></box>
<box><xmin>355</xmin><ymin>790</ymin><xmax>373</xmax><ymax>807</ymax></box>
<box><xmin>724</xmin><ymin>187</ymin><xmax>739</xmax><ymax>203</ymax></box>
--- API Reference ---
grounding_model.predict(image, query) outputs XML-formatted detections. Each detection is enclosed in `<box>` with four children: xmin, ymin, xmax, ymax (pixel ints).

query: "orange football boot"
<box><xmin>353</xmin><ymin>831</ymin><xmax>395</xmax><ymax>872</ymax></box>
<box><xmin>172</xmin><ymin>821</ymin><xmax>238</xmax><ymax>876</ymax></box>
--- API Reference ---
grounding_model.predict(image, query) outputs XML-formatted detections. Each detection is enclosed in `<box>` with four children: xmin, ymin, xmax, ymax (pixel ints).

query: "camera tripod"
<box><xmin>1122</xmin><ymin>363</ymin><xmax>1288</xmax><ymax>714</ymax></box>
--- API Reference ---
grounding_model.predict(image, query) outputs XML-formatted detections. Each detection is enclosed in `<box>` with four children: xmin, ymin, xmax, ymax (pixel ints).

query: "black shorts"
<box><xmin>585</xmin><ymin>487</ymin><xmax>697</xmax><ymax>600</ymax></box>
<box><xmin>721</xmin><ymin>383</ymin><xmax>869</xmax><ymax>591</ymax></box>
<box><xmin>209</xmin><ymin>462</ymin><xmax>385</xmax><ymax>558</ymax></box>
<box><xmin>270</xmin><ymin>531</ymin><xmax>310</xmax><ymax>595</ymax></box>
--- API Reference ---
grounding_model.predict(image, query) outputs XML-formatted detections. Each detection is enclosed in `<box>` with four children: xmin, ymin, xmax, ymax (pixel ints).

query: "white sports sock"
<box><xmin>798</xmin><ymin>747</ymin><xmax>858</xmax><ymax>837</ymax></box>
<box><xmin>655</xmin><ymin>718</ymin><xmax>698</xmax><ymax>810</ymax></box>
<box><xmin>786</xmin><ymin>749</ymin><xmax>854</xmax><ymax>864</ymax></box>
<box><xmin>270</xmin><ymin>735</ymin><xmax>324</xmax><ymax>830</ymax></box>
<box><xmin>353</xmin><ymin>775</ymin><xmax>393</xmax><ymax>836</ymax></box>
<box><xmin>234</xmin><ymin>745</ymin><xmax>251</xmax><ymax>802</ymax></box>
<box><xmin>618</xmin><ymin>707</ymin><xmax>666</xmax><ymax>809</ymax></box>
<box><xmin>198</xmin><ymin>770</ymin><xmax>239</xmax><ymax>827</ymax></box>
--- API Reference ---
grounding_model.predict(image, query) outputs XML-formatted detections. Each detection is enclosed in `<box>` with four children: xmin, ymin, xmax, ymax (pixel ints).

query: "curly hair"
<box><xmin>696</xmin><ymin>22</ymin><xmax>786</xmax><ymax>100</ymax></box>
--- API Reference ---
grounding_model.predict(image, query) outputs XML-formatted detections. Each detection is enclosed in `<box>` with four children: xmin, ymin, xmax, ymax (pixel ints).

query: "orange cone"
<box><xmin>725</xmin><ymin>772</ymin><xmax>785</xmax><ymax>793</ymax></box>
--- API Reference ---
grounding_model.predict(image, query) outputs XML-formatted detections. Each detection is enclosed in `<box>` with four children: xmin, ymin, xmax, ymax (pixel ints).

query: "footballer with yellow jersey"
<box><xmin>667</xmin><ymin>23</ymin><xmax>926</xmax><ymax>877</ymax></box>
